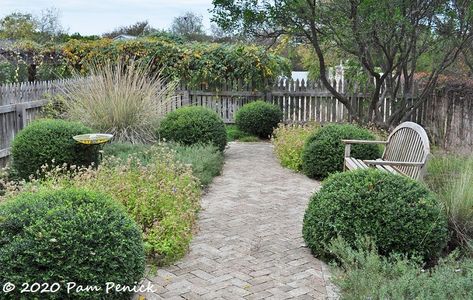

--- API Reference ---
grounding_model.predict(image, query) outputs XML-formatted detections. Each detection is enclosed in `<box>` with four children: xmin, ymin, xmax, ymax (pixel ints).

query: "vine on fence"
<box><xmin>0</xmin><ymin>38</ymin><xmax>291</xmax><ymax>88</ymax></box>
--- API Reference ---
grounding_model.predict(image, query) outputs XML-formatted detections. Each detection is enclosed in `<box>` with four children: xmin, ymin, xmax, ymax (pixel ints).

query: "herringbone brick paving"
<box><xmin>136</xmin><ymin>142</ymin><xmax>338</xmax><ymax>299</ymax></box>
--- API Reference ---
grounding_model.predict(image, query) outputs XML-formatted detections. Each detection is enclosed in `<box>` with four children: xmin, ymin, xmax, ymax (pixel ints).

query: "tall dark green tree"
<box><xmin>212</xmin><ymin>0</ymin><xmax>473</xmax><ymax>128</ymax></box>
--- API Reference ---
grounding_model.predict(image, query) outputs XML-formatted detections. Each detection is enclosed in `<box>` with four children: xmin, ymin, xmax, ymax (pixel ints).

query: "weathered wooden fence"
<box><xmin>174</xmin><ymin>79</ymin><xmax>425</xmax><ymax>125</ymax></box>
<box><xmin>0</xmin><ymin>80</ymin><xmax>77</xmax><ymax>166</ymax></box>
<box><xmin>421</xmin><ymin>84</ymin><xmax>473</xmax><ymax>153</ymax></box>
<box><xmin>0</xmin><ymin>78</ymin><xmax>471</xmax><ymax>165</ymax></box>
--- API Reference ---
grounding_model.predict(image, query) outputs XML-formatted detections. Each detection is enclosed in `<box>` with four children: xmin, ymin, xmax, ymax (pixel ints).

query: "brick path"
<box><xmin>137</xmin><ymin>142</ymin><xmax>338</xmax><ymax>299</ymax></box>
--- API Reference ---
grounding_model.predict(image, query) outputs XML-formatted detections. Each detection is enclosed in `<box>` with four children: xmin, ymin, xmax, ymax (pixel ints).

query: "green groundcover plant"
<box><xmin>169</xmin><ymin>143</ymin><xmax>224</xmax><ymax>187</ymax></box>
<box><xmin>226</xmin><ymin>124</ymin><xmax>259</xmax><ymax>142</ymax></box>
<box><xmin>103</xmin><ymin>142</ymin><xmax>224</xmax><ymax>187</ymax></box>
<box><xmin>330</xmin><ymin>237</ymin><xmax>473</xmax><ymax>299</ymax></box>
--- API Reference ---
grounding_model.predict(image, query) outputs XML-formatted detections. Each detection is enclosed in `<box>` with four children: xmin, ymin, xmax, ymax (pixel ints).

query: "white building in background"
<box><xmin>291</xmin><ymin>71</ymin><xmax>309</xmax><ymax>82</ymax></box>
<box><xmin>284</xmin><ymin>63</ymin><xmax>345</xmax><ymax>89</ymax></box>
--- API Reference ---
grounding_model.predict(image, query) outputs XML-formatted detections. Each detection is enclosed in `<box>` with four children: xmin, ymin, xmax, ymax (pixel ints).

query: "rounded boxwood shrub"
<box><xmin>11</xmin><ymin>119</ymin><xmax>99</xmax><ymax>180</ymax></box>
<box><xmin>301</xmin><ymin>123</ymin><xmax>381</xmax><ymax>179</ymax></box>
<box><xmin>157</xmin><ymin>106</ymin><xmax>227</xmax><ymax>151</ymax></box>
<box><xmin>235</xmin><ymin>100</ymin><xmax>283</xmax><ymax>139</ymax></box>
<box><xmin>303</xmin><ymin>169</ymin><xmax>448</xmax><ymax>261</ymax></box>
<box><xmin>0</xmin><ymin>188</ymin><xmax>145</xmax><ymax>299</ymax></box>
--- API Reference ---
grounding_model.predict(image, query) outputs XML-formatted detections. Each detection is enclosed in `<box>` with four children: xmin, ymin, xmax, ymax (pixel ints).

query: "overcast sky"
<box><xmin>0</xmin><ymin>0</ymin><xmax>214</xmax><ymax>35</ymax></box>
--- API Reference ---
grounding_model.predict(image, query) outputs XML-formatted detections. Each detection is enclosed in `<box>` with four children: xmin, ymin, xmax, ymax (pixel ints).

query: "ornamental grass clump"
<box><xmin>63</xmin><ymin>59</ymin><xmax>177</xmax><ymax>144</ymax></box>
<box><xmin>426</xmin><ymin>155</ymin><xmax>473</xmax><ymax>251</ymax></box>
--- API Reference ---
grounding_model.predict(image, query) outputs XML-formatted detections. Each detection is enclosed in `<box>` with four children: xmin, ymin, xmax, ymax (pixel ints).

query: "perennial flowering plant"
<box><xmin>1</xmin><ymin>145</ymin><xmax>201</xmax><ymax>265</ymax></box>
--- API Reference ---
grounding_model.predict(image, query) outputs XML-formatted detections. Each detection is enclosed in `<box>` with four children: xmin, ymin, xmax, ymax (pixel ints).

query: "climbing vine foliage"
<box><xmin>0</xmin><ymin>37</ymin><xmax>291</xmax><ymax>88</ymax></box>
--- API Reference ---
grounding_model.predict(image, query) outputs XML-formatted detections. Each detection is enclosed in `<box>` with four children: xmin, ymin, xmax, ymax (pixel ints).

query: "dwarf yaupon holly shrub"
<box><xmin>0</xmin><ymin>188</ymin><xmax>145</xmax><ymax>299</ymax></box>
<box><xmin>157</xmin><ymin>106</ymin><xmax>227</xmax><ymax>151</ymax></box>
<box><xmin>235</xmin><ymin>100</ymin><xmax>283</xmax><ymax>139</ymax></box>
<box><xmin>11</xmin><ymin>119</ymin><xmax>99</xmax><ymax>180</ymax></box>
<box><xmin>301</xmin><ymin>123</ymin><xmax>380</xmax><ymax>179</ymax></box>
<box><xmin>303</xmin><ymin>169</ymin><xmax>448</xmax><ymax>261</ymax></box>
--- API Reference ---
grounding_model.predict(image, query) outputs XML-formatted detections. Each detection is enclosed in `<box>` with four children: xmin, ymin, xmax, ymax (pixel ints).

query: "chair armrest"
<box><xmin>363</xmin><ymin>160</ymin><xmax>424</xmax><ymax>167</ymax></box>
<box><xmin>342</xmin><ymin>139</ymin><xmax>388</xmax><ymax>145</ymax></box>
<box><xmin>343</xmin><ymin>140</ymin><xmax>387</xmax><ymax>158</ymax></box>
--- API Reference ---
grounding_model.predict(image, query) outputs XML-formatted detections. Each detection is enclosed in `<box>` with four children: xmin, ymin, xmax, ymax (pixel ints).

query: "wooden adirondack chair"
<box><xmin>343</xmin><ymin>122</ymin><xmax>430</xmax><ymax>180</ymax></box>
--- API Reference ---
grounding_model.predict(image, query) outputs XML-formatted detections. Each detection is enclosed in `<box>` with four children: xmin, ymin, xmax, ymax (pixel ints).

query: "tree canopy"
<box><xmin>102</xmin><ymin>21</ymin><xmax>153</xmax><ymax>39</ymax></box>
<box><xmin>212</xmin><ymin>0</ymin><xmax>473</xmax><ymax>127</ymax></box>
<box><xmin>0</xmin><ymin>13</ymin><xmax>37</xmax><ymax>40</ymax></box>
<box><xmin>170</xmin><ymin>12</ymin><xmax>207</xmax><ymax>41</ymax></box>
<box><xmin>0</xmin><ymin>9</ymin><xmax>66</xmax><ymax>43</ymax></box>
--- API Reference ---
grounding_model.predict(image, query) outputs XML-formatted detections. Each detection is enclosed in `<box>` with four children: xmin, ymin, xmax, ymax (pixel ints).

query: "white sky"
<box><xmin>0</xmin><ymin>0</ymin><xmax>214</xmax><ymax>35</ymax></box>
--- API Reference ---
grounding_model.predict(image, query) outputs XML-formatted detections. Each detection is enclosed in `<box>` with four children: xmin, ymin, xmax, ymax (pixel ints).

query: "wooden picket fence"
<box><xmin>0</xmin><ymin>80</ymin><xmax>76</xmax><ymax>165</ymax></box>
<box><xmin>0</xmin><ymin>77</ymin><xmax>470</xmax><ymax>165</ymax></box>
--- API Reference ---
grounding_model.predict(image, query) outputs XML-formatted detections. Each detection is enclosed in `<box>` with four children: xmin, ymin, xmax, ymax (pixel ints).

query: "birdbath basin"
<box><xmin>73</xmin><ymin>133</ymin><xmax>113</xmax><ymax>145</ymax></box>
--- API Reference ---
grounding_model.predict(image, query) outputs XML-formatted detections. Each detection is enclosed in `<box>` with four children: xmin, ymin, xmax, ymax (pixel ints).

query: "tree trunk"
<box><xmin>27</xmin><ymin>64</ymin><xmax>37</xmax><ymax>82</ymax></box>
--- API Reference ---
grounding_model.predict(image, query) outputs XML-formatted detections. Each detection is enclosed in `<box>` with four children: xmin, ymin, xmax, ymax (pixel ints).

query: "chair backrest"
<box><xmin>383</xmin><ymin>122</ymin><xmax>430</xmax><ymax>180</ymax></box>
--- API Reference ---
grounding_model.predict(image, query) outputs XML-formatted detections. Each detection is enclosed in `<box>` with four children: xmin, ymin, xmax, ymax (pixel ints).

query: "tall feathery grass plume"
<box><xmin>62</xmin><ymin>59</ymin><xmax>177</xmax><ymax>144</ymax></box>
<box><xmin>427</xmin><ymin>155</ymin><xmax>473</xmax><ymax>251</ymax></box>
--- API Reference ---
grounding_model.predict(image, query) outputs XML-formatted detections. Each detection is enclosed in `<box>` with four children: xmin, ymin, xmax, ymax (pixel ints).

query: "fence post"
<box><xmin>265</xmin><ymin>91</ymin><xmax>272</xmax><ymax>103</ymax></box>
<box><xmin>15</xmin><ymin>103</ymin><xmax>27</xmax><ymax>130</ymax></box>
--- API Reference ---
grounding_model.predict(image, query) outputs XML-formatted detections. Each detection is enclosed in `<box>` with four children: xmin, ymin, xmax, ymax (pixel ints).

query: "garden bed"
<box><xmin>273</xmin><ymin>122</ymin><xmax>473</xmax><ymax>299</ymax></box>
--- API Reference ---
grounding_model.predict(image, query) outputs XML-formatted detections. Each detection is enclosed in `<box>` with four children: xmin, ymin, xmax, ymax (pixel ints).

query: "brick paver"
<box><xmin>136</xmin><ymin>142</ymin><xmax>338</xmax><ymax>299</ymax></box>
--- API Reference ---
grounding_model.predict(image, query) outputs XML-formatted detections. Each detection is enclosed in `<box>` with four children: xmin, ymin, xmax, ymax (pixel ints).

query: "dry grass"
<box><xmin>426</xmin><ymin>155</ymin><xmax>473</xmax><ymax>251</ymax></box>
<box><xmin>62</xmin><ymin>60</ymin><xmax>177</xmax><ymax>144</ymax></box>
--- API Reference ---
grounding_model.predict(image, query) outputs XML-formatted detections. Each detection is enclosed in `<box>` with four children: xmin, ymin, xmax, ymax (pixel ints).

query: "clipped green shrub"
<box><xmin>11</xmin><ymin>119</ymin><xmax>99</xmax><ymax>180</ymax></box>
<box><xmin>235</xmin><ymin>100</ymin><xmax>283</xmax><ymax>139</ymax></box>
<box><xmin>303</xmin><ymin>169</ymin><xmax>448</xmax><ymax>261</ymax></box>
<box><xmin>301</xmin><ymin>123</ymin><xmax>380</xmax><ymax>179</ymax></box>
<box><xmin>0</xmin><ymin>188</ymin><xmax>145</xmax><ymax>299</ymax></box>
<box><xmin>158</xmin><ymin>106</ymin><xmax>227</xmax><ymax>151</ymax></box>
